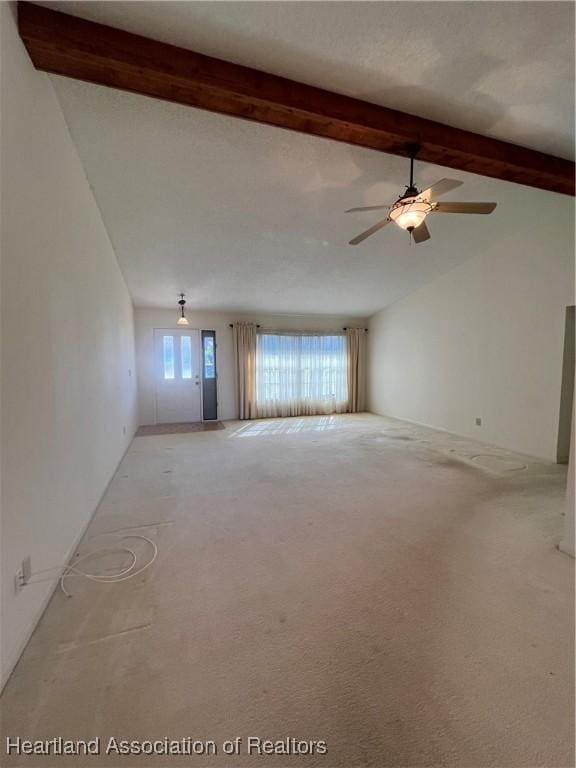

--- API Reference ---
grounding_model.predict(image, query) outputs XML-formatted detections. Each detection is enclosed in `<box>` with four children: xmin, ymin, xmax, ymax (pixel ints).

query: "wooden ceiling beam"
<box><xmin>18</xmin><ymin>2</ymin><xmax>574</xmax><ymax>196</ymax></box>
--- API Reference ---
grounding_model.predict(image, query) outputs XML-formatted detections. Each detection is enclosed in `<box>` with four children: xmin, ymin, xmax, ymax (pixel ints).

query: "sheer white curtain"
<box><xmin>256</xmin><ymin>332</ymin><xmax>348</xmax><ymax>418</ymax></box>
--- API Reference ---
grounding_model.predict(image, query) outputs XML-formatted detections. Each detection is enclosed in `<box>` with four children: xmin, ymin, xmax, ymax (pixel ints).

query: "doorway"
<box><xmin>154</xmin><ymin>329</ymin><xmax>201</xmax><ymax>423</ymax></box>
<box><xmin>557</xmin><ymin>306</ymin><xmax>575</xmax><ymax>464</ymax></box>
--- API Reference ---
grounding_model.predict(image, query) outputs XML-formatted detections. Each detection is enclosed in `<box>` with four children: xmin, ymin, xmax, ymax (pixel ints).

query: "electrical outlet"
<box><xmin>123</xmin><ymin>425</ymin><xmax>127</xmax><ymax>435</ymax></box>
<box><xmin>475</xmin><ymin>417</ymin><xmax>482</xmax><ymax>426</ymax></box>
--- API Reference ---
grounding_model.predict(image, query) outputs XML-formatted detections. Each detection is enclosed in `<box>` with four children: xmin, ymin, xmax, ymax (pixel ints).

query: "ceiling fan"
<box><xmin>346</xmin><ymin>144</ymin><xmax>497</xmax><ymax>245</ymax></box>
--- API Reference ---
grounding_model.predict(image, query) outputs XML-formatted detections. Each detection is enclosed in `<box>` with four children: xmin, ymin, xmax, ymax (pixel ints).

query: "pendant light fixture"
<box><xmin>177</xmin><ymin>293</ymin><xmax>189</xmax><ymax>326</ymax></box>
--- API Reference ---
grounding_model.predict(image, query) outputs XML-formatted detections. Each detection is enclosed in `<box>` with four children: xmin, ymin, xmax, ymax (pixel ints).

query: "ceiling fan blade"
<box><xmin>412</xmin><ymin>220</ymin><xmax>431</xmax><ymax>243</ymax></box>
<box><xmin>434</xmin><ymin>202</ymin><xmax>497</xmax><ymax>214</ymax></box>
<box><xmin>420</xmin><ymin>179</ymin><xmax>464</xmax><ymax>201</ymax></box>
<box><xmin>349</xmin><ymin>217</ymin><xmax>391</xmax><ymax>245</ymax></box>
<box><xmin>345</xmin><ymin>204</ymin><xmax>391</xmax><ymax>213</ymax></box>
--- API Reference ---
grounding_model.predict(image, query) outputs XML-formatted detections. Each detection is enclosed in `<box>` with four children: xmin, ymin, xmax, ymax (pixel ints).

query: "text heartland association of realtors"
<box><xmin>5</xmin><ymin>736</ymin><xmax>328</xmax><ymax>757</ymax></box>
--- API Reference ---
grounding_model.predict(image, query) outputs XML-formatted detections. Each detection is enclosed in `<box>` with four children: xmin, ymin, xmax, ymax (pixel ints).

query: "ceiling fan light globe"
<box><xmin>177</xmin><ymin>316</ymin><xmax>189</xmax><ymax>326</ymax></box>
<box><xmin>389</xmin><ymin>200</ymin><xmax>431</xmax><ymax>231</ymax></box>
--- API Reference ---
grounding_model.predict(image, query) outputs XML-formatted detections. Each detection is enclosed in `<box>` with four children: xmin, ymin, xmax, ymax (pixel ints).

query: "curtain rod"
<box><xmin>228</xmin><ymin>323</ymin><xmax>368</xmax><ymax>332</ymax></box>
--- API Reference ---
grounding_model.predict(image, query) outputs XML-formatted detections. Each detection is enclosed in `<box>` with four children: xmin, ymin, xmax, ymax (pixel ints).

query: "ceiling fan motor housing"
<box><xmin>402</xmin><ymin>185</ymin><xmax>420</xmax><ymax>199</ymax></box>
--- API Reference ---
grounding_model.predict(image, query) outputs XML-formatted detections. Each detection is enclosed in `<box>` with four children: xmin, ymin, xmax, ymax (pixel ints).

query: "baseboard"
<box><xmin>558</xmin><ymin>539</ymin><xmax>575</xmax><ymax>558</ymax></box>
<box><xmin>0</xmin><ymin>430</ymin><xmax>137</xmax><ymax>694</ymax></box>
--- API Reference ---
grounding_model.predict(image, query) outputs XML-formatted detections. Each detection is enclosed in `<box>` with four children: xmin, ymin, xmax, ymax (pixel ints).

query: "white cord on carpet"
<box><xmin>24</xmin><ymin>533</ymin><xmax>158</xmax><ymax>598</ymax></box>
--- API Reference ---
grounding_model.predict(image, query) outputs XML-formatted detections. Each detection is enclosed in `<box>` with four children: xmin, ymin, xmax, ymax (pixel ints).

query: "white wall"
<box><xmin>0</xmin><ymin>4</ymin><xmax>138</xmax><ymax>688</ymax></box>
<box><xmin>368</xmin><ymin>186</ymin><xmax>574</xmax><ymax>461</ymax></box>
<box><xmin>136</xmin><ymin>309</ymin><xmax>366</xmax><ymax>424</ymax></box>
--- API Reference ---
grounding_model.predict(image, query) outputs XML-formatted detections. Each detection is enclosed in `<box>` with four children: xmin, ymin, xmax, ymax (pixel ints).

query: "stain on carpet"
<box><xmin>470</xmin><ymin>453</ymin><xmax>528</xmax><ymax>473</ymax></box>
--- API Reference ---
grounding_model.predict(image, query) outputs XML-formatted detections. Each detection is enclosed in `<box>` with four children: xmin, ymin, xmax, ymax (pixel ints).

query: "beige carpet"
<box><xmin>1</xmin><ymin>414</ymin><xmax>573</xmax><ymax>767</ymax></box>
<box><xmin>136</xmin><ymin>421</ymin><xmax>224</xmax><ymax>436</ymax></box>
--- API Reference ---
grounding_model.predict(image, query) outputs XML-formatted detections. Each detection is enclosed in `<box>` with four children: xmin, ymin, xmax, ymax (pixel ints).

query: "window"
<box><xmin>163</xmin><ymin>335</ymin><xmax>175</xmax><ymax>379</ymax></box>
<box><xmin>256</xmin><ymin>332</ymin><xmax>347</xmax><ymax>417</ymax></box>
<box><xmin>203</xmin><ymin>335</ymin><xmax>215</xmax><ymax>379</ymax></box>
<box><xmin>181</xmin><ymin>336</ymin><xmax>192</xmax><ymax>379</ymax></box>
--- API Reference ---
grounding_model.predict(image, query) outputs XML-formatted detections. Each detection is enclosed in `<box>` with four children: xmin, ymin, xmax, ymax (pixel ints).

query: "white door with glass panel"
<box><xmin>154</xmin><ymin>329</ymin><xmax>202</xmax><ymax>423</ymax></box>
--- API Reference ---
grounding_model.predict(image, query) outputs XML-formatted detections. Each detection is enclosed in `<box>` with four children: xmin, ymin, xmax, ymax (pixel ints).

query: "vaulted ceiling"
<box><xmin>43</xmin><ymin>1</ymin><xmax>574</xmax><ymax>315</ymax></box>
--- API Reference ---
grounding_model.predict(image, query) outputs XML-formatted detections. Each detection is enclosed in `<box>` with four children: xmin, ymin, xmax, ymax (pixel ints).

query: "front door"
<box><xmin>154</xmin><ymin>329</ymin><xmax>202</xmax><ymax>423</ymax></box>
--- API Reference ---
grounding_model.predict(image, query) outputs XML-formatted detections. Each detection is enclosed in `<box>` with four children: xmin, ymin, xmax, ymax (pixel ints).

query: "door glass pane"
<box><xmin>163</xmin><ymin>336</ymin><xmax>175</xmax><ymax>379</ymax></box>
<box><xmin>203</xmin><ymin>336</ymin><xmax>215</xmax><ymax>379</ymax></box>
<box><xmin>181</xmin><ymin>336</ymin><xmax>192</xmax><ymax>379</ymax></box>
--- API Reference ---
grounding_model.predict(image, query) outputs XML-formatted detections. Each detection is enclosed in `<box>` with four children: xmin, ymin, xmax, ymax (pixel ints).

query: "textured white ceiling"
<box><xmin>42</xmin><ymin>1</ymin><xmax>575</xmax><ymax>159</ymax></box>
<box><xmin>45</xmin><ymin>2</ymin><xmax>574</xmax><ymax>315</ymax></box>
